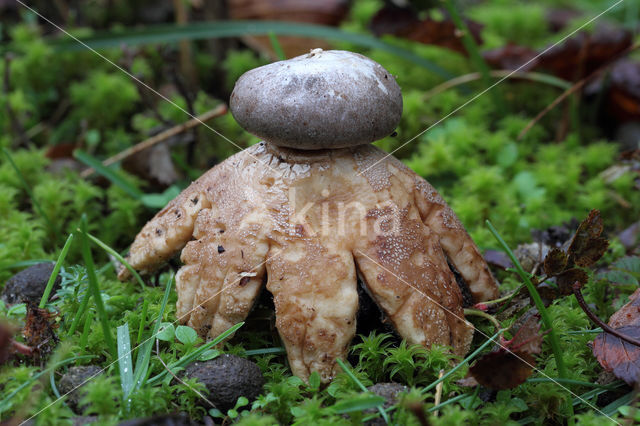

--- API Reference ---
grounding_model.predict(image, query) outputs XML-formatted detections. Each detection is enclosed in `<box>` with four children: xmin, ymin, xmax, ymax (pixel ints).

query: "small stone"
<box><xmin>58</xmin><ymin>365</ymin><xmax>103</xmax><ymax>413</ymax></box>
<box><xmin>230</xmin><ymin>49</ymin><xmax>403</xmax><ymax>150</ymax></box>
<box><xmin>1</xmin><ymin>263</ymin><xmax>61</xmax><ymax>305</ymax></box>
<box><xmin>73</xmin><ymin>416</ymin><xmax>98</xmax><ymax>426</ymax></box>
<box><xmin>182</xmin><ymin>354</ymin><xmax>264</xmax><ymax>412</ymax></box>
<box><xmin>364</xmin><ymin>382</ymin><xmax>408</xmax><ymax>426</ymax></box>
<box><xmin>514</xmin><ymin>243</ymin><xmax>550</xmax><ymax>273</ymax></box>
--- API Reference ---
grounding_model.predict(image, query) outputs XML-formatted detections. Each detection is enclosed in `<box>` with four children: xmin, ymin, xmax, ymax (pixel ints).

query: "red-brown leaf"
<box><xmin>370</xmin><ymin>4</ymin><xmax>483</xmax><ymax>55</ymax></box>
<box><xmin>543</xmin><ymin>248</ymin><xmax>569</xmax><ymax>277</ymax></box>
<box><xmin>567</xmin><ymin>209</ymin><xmax>609</xmax><ymax>267</ymax></box>
<box><xmin>470</xmin><ymin>315</ymin><xmax>543</xmax><ymax>390</ymax></box>
<box><xmin>483</xmin><ymin>44</ymin><xmax>538</xmax><ymax>71</ymax></box>
<box><xmin>0</xmin><ymin>322</ymin><xmax>12</xmax><ymax>364</ymax></box>
<box><xmin>470</xmin><ymin>351</ymin><xmax>536</xmax><ymax>390</ymax></box>
<box><xmin>23</xmin><ymin>304</ymin><xmax>59</xmax><ymax>363</ymax></box>
<box><xmin>556</xmin><ymin>268</ymin><xmax>589</xmax><ymax>296</ymax></box>
<box><xmin>538</xmin><ymin>26</ymin><xmax>632</xmax><ymax>81</ymax></box>
<box><xmin>593</xmin><ymin>289</ymin><xmax>640</xmax><ymax>385</ymax></box>
<box><xmin>511</xmin><ymin>315</ymin><xmax>543</xmax><ymax>355</ymax></box>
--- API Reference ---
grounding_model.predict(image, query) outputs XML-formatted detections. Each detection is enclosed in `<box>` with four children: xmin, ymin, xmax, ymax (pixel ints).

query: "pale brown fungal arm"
<box><xmin>118</xmin><ymin>178</ymin><xmax>212</xmax><ymax>280</ymax></box>
<box><xmin>352</xmin><ymin>205</ymin><xmax>474</xmax><ymax>357</ymax></box>
<box><xmin>413</xmin><ymin>178</ymin><xmax>499</xmax><ymax>302</ymax></box>
<box><xmin>266</xmin><ymin>240</ymin><xmax>359</xmax><ymax>383</ymax></box>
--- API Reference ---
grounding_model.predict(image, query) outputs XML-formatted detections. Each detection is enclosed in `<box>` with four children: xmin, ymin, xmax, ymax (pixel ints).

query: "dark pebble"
<box><xmin>182</xmin><ymin>354</ymin><xmax>264</xmax><ymax>412</ymax></box>
<box><xmin>1</xmin><ymin>263</ymin><xmax>61</xmax><ymax>305</ymax></box>
<box><xmin>364</xmin><ymin>383</ymin><xmax>408</xmax><ymax>426</ymax></box>
<box><xmin>58</xmin><ymin>365</ymin><xmax>103</xmax><ymax>413</ymax></box>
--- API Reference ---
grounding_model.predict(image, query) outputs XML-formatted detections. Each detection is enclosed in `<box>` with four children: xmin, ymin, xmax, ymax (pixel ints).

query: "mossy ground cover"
<box><xmin>1</xmin><ymin>0</ymin><xmax>639</xmax><ymax>424</ymax></box>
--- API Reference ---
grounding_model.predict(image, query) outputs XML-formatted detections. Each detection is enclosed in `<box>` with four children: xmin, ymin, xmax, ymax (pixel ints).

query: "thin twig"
<box><xmin>518</xmin><ymin>42</ymin><xmax>640</xmax><ymax>140</ymax></box>
<box><xmin>80</xmin><ymin>104</ymin><xmax>227</xmax><ymax>178</ymax></box>
<box><xmin>464</xmin><ymin>308</ymin><xmax>502</xmax><ymax>334</ymax></box>
<box><xmin>433</xmin><ymin>369</ymin><xmax>444</xmax><ymax>417</ymax></box>
<box><xmin>573</xmin><ymin>282</ymin><xmax>640</xmax><ymax>347</ymax></box>
<box><xmin>424</xmin><ymin>70</ymin><xmax>571</xmax><ymax>100</ymax></box>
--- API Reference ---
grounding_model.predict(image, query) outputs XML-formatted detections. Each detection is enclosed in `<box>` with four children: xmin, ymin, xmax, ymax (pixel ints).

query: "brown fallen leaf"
<box><xmin>370</xmin><ymin>4</ymin><xmax>483</xmax><ymax>55</ymax></box>
<box><xmin>543</xmin><ymin>247</ymin><xmax>568</xmax><ymax>277</ymax></box>
<box><xmin>538</xmin><ymin>25</ymin><xmax>632</xmax><ymax>81</ymax></box>
<box><xmin>0</xmin><ymin>322</ymin><xmax>12</xmax><ymax>364</ymax></box>
<box><xmin>546</xmin><ymin>8</ymin><xmax>582</xmax><ymax>33</ymax></box>
<box><xmin>607</xmin><ymin>60</ymin><xmax>640</xmax><ymax>123</ymax></box>
<box><xmin>567</xmin><ymin>209</ymin><xmax>609</xmax><ymax>267</ymax></box>
<box><xmin>23</xmin><ymin>303</ymin><xmax>59</xmax><ymax>364</ymax></box>
<box><xmin>593</xmin><ymin>288</ymin><xmax>640</xmax><ymax>385</ymax></box>
<box><xmin>555</xmin><ymin>268</ymin><xmax>589</xmax><ymax>296</ymax></box>
<box><xmin>482</xmin><ymin>44</ymin><xmax>538</xmax><ymax>71</ymax></box>
<box><xmin>228</xmin><ymin>0</ymin><xmax>350</xmax><ymax>58</ymax></box>
<box><xmin>470</xmin><ymin>315</ymin><xmax>543</xmax><ymax>390</ymax></box>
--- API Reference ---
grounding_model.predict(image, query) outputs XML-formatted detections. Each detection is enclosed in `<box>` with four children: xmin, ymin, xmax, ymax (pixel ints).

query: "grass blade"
<box><xmin>132</xmin><ymin>274</ymin><xmax>174</xmax><ymax>392</ymax></box>
<box><xmin>268</xmin><ymin>32</ymin><xmax>286</xmax><ymax>60</ymax></box>
<box><xmin>80</xmin><ymin>214</ymin><xmax>116</xmax><ymax>358</ymax></box>
<box><xmin>486</xmin><ymin>220</ymin><xmax>574</xmax><ymax>424</ymax></box>
<box><xmin>137</xmin><ymin>299</ymin><xmax>150</xmax><ymax>346</ymax></box>
<box><xmin>48</xmin><ymin>20</ymin><xmax>453</xmax><ymax>78</ymax></box>
<box><xmin>74</xmin><ymin>150</ymin><xmax>142</xmax><ymax>199</ymax></box>
<box><xmin>1</xmin><ymin>148</ymin><xmax>61</xmax><ymax>240</ymax></box>
<box><xmin>117</xmin><ymin>323</ymin><xmax>134</xmax><ymax>399</ymax></box>
<box><xmin>67</xmin><ymin>290</ymin><xmax>91</xmax><ymax>337</ymax></box>
<box><xmin>331</xmin><ymin>394</ymin><xmax>385</xmax><ymax>414</ymax></box>
<box><xmin>244</xmin><ymin>347</ymin><xmax>286</xmax><ymax>356</ymax></box>
<box><xmin>79</xmin><ymin>309</ymin><xmax>93</xmax><ymax>349</ymax></box>
<box><xmin>442</xmin><ymin>0</ymin><xmax>505</xmax><ymax>115</ymax></box>
<box><xmin>39</xmin><ymin>233</ymin><xmax>74</xmax><ymax>308</ymax></box>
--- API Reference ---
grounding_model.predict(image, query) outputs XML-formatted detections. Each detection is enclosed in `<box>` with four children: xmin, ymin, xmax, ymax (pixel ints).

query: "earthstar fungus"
<box><xmin>119</xmin><ymin>49</ymin><xmax>499</xmax><ymax>382</ymax></box>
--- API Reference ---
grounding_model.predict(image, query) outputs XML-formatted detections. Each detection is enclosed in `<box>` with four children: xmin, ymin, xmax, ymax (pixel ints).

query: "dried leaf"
<box><xmin>0</xmin><ymin>322</ymin><xmax>12</xmax><ymax>364</ymax></box>
<box><xmin>483</xmin><ymin>44</ymin><xmax>538</xmax><ymax>71</ymax></box>
<box><xmin>608</xmin><ymin>60</ymin><xmax>640</xmax><ymax>122</ymax></box>
<box><xmin>370</xmin><ymin>4</ymin><xmax>483</xmax><ymax>55</ymax></box>
<box><xmin>567</xmin><ymin>209</ymin><xmax>609</xmax><ymax>267</ymax></box>
<box><xmin>470</xmin><ymin>351</ymin><xmax>536</xmax><ymax>390</ymax></box>
<box><xmin>228</xmin><ymin>0</ymin><xmax>350</xmax><ymax>58</ymax></box>
<box><xmin>122</xmin><ymin>143</ymin><xmax>180</xmax><ymax>188</ymax></box>
<box><xmin>546</xmin><ymin>8</ymin><xmax>582</xmax><ymax>33</ymax></box>
<box><xmin>470</xmin><ymin>316</ymin><xmax>543</xmax><ymax>390</ymax></box>
<box><xmin>593</xmin><ymin>289</ymin><xmax>640</xmax><ymax>385</ymax></box>
<box><xmin>538</xmin><ymin>26</ymin><xmax>632</xmax><ymax>81</ymax></box>
<box><xmin>556</xmin><ymin>268</ymin><xmax>589</xmax><ymax>296</ymax></box>
<box><xmin>23</xmin><ymin>304</ymin><xmax>59</xmax><ymax>363</ymax></box>
<box><xmin>511</xmin><ymin>315</ymin><xmax>543</xmax><ymax>355</ymax></box>
<box><xmin>593</xmin><ymin>329</ymin><xmax>640</xmax><ymax>386</ymax></box>
<box><xmin>543</xmin><ymin>248</ymin><xmax>568</xmax><ymax>276</ymax></box>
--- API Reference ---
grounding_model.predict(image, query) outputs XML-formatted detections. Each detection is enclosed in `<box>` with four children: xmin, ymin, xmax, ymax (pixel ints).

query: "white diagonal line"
<box><xmin>358</xmin><ymin>0</ymin><xmax>626</xmax><ymax>177</ymax></box>
<box><xmin>13</xmin><ymin>0</ymin><xmax>281</xmax><ymax>175</ymax></box>
<box><xmin>355</xmin><ymin>249</ymin><xmax>619</xmax><ymax>424</ymax></box>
